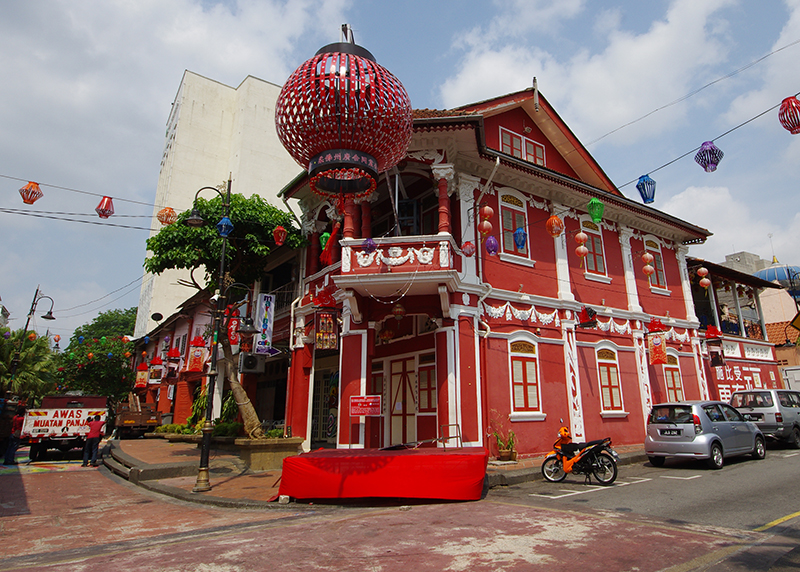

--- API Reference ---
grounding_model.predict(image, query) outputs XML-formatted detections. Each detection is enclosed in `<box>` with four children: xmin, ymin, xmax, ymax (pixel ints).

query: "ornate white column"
<box><xmin>691</xmin><ymin>334</ymin><xmax>710</xmax><ymax>400</ymax></box>
<box><xmin>458</xmin><ymin>173</ymin><xmax>481</xmax><ymax>281</ymax></box>
<box><xmin>619</xmin><ymin>226</ymin><xmax>642</xmax><ymax>313</ymax></box>
<box><xmin>562</xmin><ymin>313</ymin><xmax>585</xmax><ymax>441</ymax></box>
<box><xmin>553</xmin><ymin>203</ymin><xmax>574</xmax><ymax>302</ymax></box>
<box><xmin>676</xmin><ymin>245</ymin><xmax>698</xmax><ymax>322</ymax></box>
<box><xmin>633</xmin><ymin>327</ymin><xmax>653</xmax><ymax>433</ymax></box>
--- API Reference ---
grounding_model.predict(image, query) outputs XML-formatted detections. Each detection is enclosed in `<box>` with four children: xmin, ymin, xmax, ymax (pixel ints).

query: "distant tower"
<box><xmin>134</xmin><ymin>71</ymin><xmax>300</xmax><ymax>337</ymax></box>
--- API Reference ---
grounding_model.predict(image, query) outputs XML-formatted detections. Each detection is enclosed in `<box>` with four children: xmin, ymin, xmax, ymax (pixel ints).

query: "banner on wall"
<box><xmin>648</xmin><ymin>332</ymin><xmax>667</xmax><ymax>365</ymax></box>
<box><xmin>149</xmin><ymin>366</ymin><xmax>163</xmax><ymax>384</ymax></box>
<box><xmin>135</xmin><ymin>370</ymin><xmax>148</xmax><ymax>388</ymax></box>
<box><xmin>315</xmin><ymin>309</ymin><xmax>339</xmax><ymax>350</ymax></box>
<box><xmin>254</xmin><ymin>294</ymin><xmax>275</xmax><ymax>356</ymax></box>
<box><xmin>186</xmin><ymin>347</ymin><xmax>206</xmax><ymax>372</ymax></box>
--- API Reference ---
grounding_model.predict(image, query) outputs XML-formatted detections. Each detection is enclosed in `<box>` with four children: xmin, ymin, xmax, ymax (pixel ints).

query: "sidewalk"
<box><xmin>104</xmin><ymin>437</ymin><xmax>648</xmax><ymax>508</ymax></box>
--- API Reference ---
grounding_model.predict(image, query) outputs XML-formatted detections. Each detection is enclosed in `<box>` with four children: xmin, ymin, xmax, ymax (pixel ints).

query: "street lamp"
<box><xmin>187</xmin><ymin>178</ymin><xmax>233</xmax><ymax>493</ymax></box>
<box><xmin>7</xmin><ymin>286</ymin><xmax>56</xmax><ymax>387</ymax></box>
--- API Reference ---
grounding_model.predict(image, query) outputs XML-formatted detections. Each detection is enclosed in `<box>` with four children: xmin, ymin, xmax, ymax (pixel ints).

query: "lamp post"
<box><xmin>7</xmin><ymin>286</ymin><xmax>55</xmax><ymax>388</ymax></box>
<box><xmin>187</xmin><ymin>178</ymin><xmax>233</xmax><ymax>493</ymax></box>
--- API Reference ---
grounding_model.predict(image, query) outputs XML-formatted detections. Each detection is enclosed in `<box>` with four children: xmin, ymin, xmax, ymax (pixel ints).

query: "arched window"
<box><xmin>663</xmin><ymin>354</ymin><xmax>683</xmax><ymax>402</ymax></box>
<box><xmin>509</xmin><ymin>340</ymin><xmax>540</xmax><ymax>413</ymax></box>
<box><xmin>581</xmin><ymin>219</ymin><xmax>608</xmax><ymax>280</ymax></box>
<box><xmin>500</xmin><ymin>191</ymin><xmax>528</xmax><ymax>258</ymax></box>
<box><xmin>596</xmin><ymin>348</ymin><xmax>623</xmax><ymax>412</ymax></box>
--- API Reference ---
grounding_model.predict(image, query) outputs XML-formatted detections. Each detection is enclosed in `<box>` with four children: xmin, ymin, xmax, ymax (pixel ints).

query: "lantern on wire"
<box><xmin>587</xmin><ymin>198</ymin><xmax>604</xmax><ymax>223</ymax></box>
<box><xmin>391</xmin><ymin>303</ymin><xmax>406</xmax><ymax>321</ymax></box>
<box><xmin>477</xmin><ymin>219</ymin><xmax>493</xmax><ymax>238</ymax></box>
<box><xmin>157</xmin><ymin>207</ymin><xmax>177</xmax><ymax>225</ymax></box>
<box><xmin>694</xmin><ymin>141</ymin><xmax>724</xmax><ymax>172</ymax></box>
<box><xmin>485</xmin><ymin>235</ymin><xmax>499</xmax><ymax>256</ymax></box>
<box><xmin>513</xmin><ymin>227</ymin><xmax>527</xmax><ymax>249</ymax></box>
<box><xmin>546</xmin><ymin>214</ymin><xmax>564</xmax><ymax>237</ymax></box>
<box><xmin>636</xmin><ymin>175</ymin><xmax>656</xmax><ymax>204</ymax></box>
<box><xmin>96</xmin><ymin>196</ymin><xmax>115</xmax><ymax>218</ymax></box>
<box><xmin>273</xmin><ymin>225</ymin><xmax>288</xmax><ymax>246</ymax></box>
<box><xmin>697</xmin><ymin>266</ymin><xmax>711</xmax><ymax>289</ymax></box>
<box><xmin>362</xmin><ymin>237</ymin><xmax>377</xmax><ymax>254</ymax></box>
<box><xmin>19</xmin><ymin>181</ymin><xmax>43</xmax><ymax>205</ymax></box>
<box><xmin>479</xmin><ymin>204</ymin><xmax>494</xmax><ymax>221</ymax></box>
<box><xmin>274</xmin><ymin>26</ymin><xmax>413</xmax><ymax>202</ymax></box>
<box><xmin>28</xmin><ymin>332</ymin><xmax>37</xmax><ymax>341</ymax></box>
<box><xmin>215</xmin><ymin>216</ymin><xmax>234</xmax><ymax>237</ymax></box>
<box><xmin>642</xmin><ymin>251</ymin><xmax>655</xmax><ymax>276</ymax></box>
<box><xmin>575</xmin><ymin>231</ymin><xmax>588</xmax><ymax>246</ymax></box>
<box><xmin>461</xmin><ymin>241</ymin><xmax>476</xmax><ymax>257</ymax></box>
<box><xmin>778</xmin><ymin>96</ymin><xmax>800</xmax><ymax>134</ymax></box>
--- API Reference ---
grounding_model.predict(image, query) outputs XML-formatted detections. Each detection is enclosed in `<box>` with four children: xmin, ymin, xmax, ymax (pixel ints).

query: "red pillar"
<box><xmin>173</xmin><ymin>379</ymin><xmax>193</xmax><ymax>425</ymax></box>
<box><xmin>437</xmin><ymin>176</ymin><xmax>450</xmax><ymax>234</ymax></box>
<box><xmin>458</xmin><ymin>316</ymin><xmax>480</xmax><ymax>445</ymax></box>
<box><xmin>157</xmin><ymin>381</ymin><xmax>172</xmax><ymax>415</ymax></box>
<box><xmin>360</xmin><ymin>200</ymin><xmax>372</xmax><ymax>239</ymax></box>
<box><xmin>343</xmin><ymin>197</ymin><xmax>356</xmax><ymax>239</ymax></box>
<box><xmin>285</xmin><ymin>342</ymin><xmax>313</xmax><ymax>446</ymax></box>
<box><xmin>308</xmin><ymin>231</ymin><xmax>320</xmax><ymax>276</ymax></box>
<box><xmin>338</xmin><ymin>330</ymin><xmax>364</xmax><ymax>447</ymax></box>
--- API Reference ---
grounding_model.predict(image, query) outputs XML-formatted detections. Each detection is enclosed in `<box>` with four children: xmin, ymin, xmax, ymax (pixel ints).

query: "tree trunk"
<box><xmin>220</xmin><ymin>335</ymin><xmax>264</xmax><ymax>439</ymax></box>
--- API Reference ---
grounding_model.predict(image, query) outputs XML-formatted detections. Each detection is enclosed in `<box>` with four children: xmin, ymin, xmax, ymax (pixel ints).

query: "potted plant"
<box><xmin>494</xmin><ymin>428</ymin><xmax>516</xmax><ymax>461</ymax></box>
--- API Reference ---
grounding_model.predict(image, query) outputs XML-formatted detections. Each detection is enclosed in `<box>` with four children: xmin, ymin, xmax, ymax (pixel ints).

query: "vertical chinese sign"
<box><xmin>254</xmin><ymin>293</ymin><xmax>275</xmax><ymax>355</ymax></box>
<box><xmin>315</xmin><ymin>309</ymin><xmax>339</xmax><ymax>350</ymax></box>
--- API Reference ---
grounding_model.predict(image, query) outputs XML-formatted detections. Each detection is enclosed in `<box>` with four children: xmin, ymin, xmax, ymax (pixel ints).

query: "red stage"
<box><xmin>279</xmin><ymin>447</ymin><xmax>489</xmax><ymax>501</ymax></box>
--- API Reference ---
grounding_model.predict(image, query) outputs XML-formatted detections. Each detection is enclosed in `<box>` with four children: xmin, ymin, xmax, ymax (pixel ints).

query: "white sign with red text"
<box><xmin>350</xmin><ymin>395</ymin><xmax>381</xmax><ymax>417</ymax></box>
<box><xmin>21</xmin><ymin>408</ymin><xmax>108</xmax><ymax>439</ymax></box>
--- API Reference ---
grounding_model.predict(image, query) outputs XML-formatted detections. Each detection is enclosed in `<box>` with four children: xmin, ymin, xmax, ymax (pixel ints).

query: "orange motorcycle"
<box><xmin>541</xmin><ymin>426</ymin><xmax>619</xmax><ymax>485</ymax></box>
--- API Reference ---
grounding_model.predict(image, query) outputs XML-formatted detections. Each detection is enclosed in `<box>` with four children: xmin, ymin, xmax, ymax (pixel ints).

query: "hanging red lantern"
<box><xmin>275</xmin><ymin>31</ymin><xmax>412</xmax><ymax>201</ymax></box>
<box><xmin>122</xmin><ymin>336</ymin><xmax>130</xmax><ymax>344</ymax></box>
<box><xmin>379</xmin><ymin>325</ymin><xmax>395</xmax><ymax>342</ymax></box>
<box><xmin>576</xmin><ymin>245</ymin><xmax>589</xmax><ymax>258</ymax></box>
<box><xmin>641</xmin><ymin>252</ymin><xmax>654</xmax><ymax>265</ymax></box>
<box><xmin>478</xmin><ymin>219</ymin><xmax>493</xmax><ymax>236</ymax></box>
<box><xmin>479</xmin><ymin>204</ymin><xmax>494</xmax><ymax>221</ymax></box>
<box><xmin>137</xmin><ymin>362</ymin><xmax>148</xmax><ymax>371</ymax></box>
<box><xmin>149</xmin><ymin>355</ymin><xmax>163</xmax><ymax>366</ymax></box>
<box><xmin>28</xmin><ymin>332</ymin><xmax>37</xmax><ymax>341</ymax></box>
<box><xmin>779</xmin><ymin>96</ymin><xmax>800</xmax><ymax>134</ymax></box>
<box><xmin>157</xmin><ymin>207</ymin><xmax>177</xmax><ymax>225</ymax></box>
<box><xmin>391</xmin><ymin>303</ymin><xmax>406</xmax><ymax>321</ymax></box>
<box><xmin>696</xmin><ymin>267</ymin><xmax>709</xmax><ymax>278</ymax></box>
<box><xmin>19</xmin><ymin>181</ymin><xmax>43</xmax><ymax>205</ymax></box>
<box><xmin>96</xmin><ymin>196</ymin><xmax>115</xmax><ymax>218</ymax></box>
<box><xmin>643</xmin><ymin>264</ymin><xmax>655</xmax><ymax>276</ymax></box>
<box><xmin>575</xmin><ymin>231</ymin><xmax>588</xmax><ymax>245</ymax></box>
<box><xmin>273</xmin><ymin>225</ymin><xmax>288</xmax><ymax>246</ymax></box>
<box><xmin>462</xmin><ymin>241</ymin><xmax>476</xmax><ymax>257</ymax></box>
<box><xmin>546</xmin><ymin>215</ymin><xmax>564</xmax><ymax>237</ymax></box>
<box><xmin>124</xmin><ymin>351</ymin><xmax>131</xmax><ymax>358</ymax></box>
<box><xmin>53</xmin><ymin>334</ymin><xmax>61</xmax><ymax>343</ymax></box>
<box><xmin>700</xmin><ymin>277</ymin><xmax>712</xmax><ymax>288</ymax></box>
<box><xmin>141</xmin><ymin>351</ymin><xmax>147</xmax><ymax>358</ymax></box>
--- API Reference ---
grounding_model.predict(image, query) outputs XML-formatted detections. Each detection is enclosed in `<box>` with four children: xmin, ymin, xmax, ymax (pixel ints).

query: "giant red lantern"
<box><xmin>275</xmin><ymin>27</ymin><xmax>413</xmax><ymax>201</ymax></box>
<box><xmin>19</xmin><ymin>181</ymin><xmax>43</xmax><ymax>205</ymax></box>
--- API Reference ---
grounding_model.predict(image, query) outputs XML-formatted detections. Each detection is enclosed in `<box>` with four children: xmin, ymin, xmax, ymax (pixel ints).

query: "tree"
<box><xmin>70</xmin><ymin>307</ymin><xmax>137</xmax><ymax>345</ymax></box>
<box><xmin>57</xmin><ymin>336</ymin><xmax>134</xmax><ymax>409</ymax></box>
<box><xmin>0</xmin><ymin>328</ymin><xmax>58</xmax><ymax>406</ymax></box>
<box><xmin>144</xmin><ymin>193</ymin><xmax>305</xmax><ymax>438</ymax></box>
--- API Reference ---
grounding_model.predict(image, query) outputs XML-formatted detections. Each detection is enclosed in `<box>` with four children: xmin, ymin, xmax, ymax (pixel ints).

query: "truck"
<box><xmin>115</xmin><ymin>393</ymin><xmax>161</xmax><ymax>439</ymax></box>
<box><xmin>22</xmin><ymin>395</ymin><xmax>108</xmax><ymax>461</ymax></box>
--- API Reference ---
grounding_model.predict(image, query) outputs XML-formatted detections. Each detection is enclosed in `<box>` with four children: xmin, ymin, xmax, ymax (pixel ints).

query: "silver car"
<box><xmin>731</xmin><ymin>389</ymin><xmax>800</xmax><ymax>448</ymax></box>
<box><xmin>645</xmin><ymin>400</ymin><xmax>766</xmax><ymax>469</ymax></box>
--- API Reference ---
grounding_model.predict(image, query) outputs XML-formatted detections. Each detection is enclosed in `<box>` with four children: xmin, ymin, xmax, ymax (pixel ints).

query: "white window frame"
<box><xmin>663</xmin><ymin>353</ymin><xmax>684</xmax><ymax>402</ymax></box>
<box><xmin>500</xmin><ymin>127</ymin><xmax>545</xmax><ymax>166</ymax></box>
<box><xmin>498</xmin><ymin>190</ymin><xmax>535</xmax><ymax>268</ymax></box>
<box><xmin>508</xmin><ymin>337</ymin><xmax>546</xmax><ymax>421</ymax></box>
<box><xmin>580</xmin><ymin>217</ymin><xmax>611</xmax><ymax>283</ymax></box>
<box><xmin>643</xmin><ymin>235</ymin><xmax>670</xmax><ymax>295</ymax></box>
<box><xmin>596</xmin><ymin>344</ymin><xmax>628</xmax><ymax>418</ymax></box>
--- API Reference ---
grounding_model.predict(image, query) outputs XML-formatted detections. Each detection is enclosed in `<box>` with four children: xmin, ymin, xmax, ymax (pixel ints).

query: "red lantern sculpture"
<box><xmin>642</xmin><ymin>252</ymin><xmax>654</xmax><ymax>265</ymax></box>
<box><xmin>576</xmin><ymin>245</ymin><xmax>589</xmax><ymax>259</ymax></box>
<box><xmin>779</xmin><ymin>96</ymin><xmax>800</xmax><ymax>134</ymax></box>
<box><xmin>273</xmin><ymin>225</ymin><xmax>288</xmax><ymax>246</ymax></box>
<box><xmin>96</xmin><ymin>196</ymin><xmax>114</xmax><ymax>218</ymax></box>
<box><xmin>546</xmin><ymin>214</ymin><xmax>564</xmax><ymax>237</ymax></box>
<box><xmin>694</xmin><ymin>141</ymin><xmax>724</xmax><ymax>172</ymax></box>
<box><xmin>575</xmin><ymin>231</ymin><xmax>588</xmax><ymax>245</ymax></box>
<box><xmin>643</xmin><ymin>264</ymin><xmax>655</xmax><ymax>276</ymax></box>
<box><xmin>157</xmin><ymin>207</ymin><xmax>177</xmax><ymax>225</ymax></box>
<box><xmin>462</xmin><ymin>241</ymin><xmax>476</xmax><ymax>257</ymax></box>
<box><xmin>19</xmin><ymin>181</ymin><xmax>43</xmax><ymax>205</ymax></box>
<box><xmin>275</xmin><ymin>29</ymin><xmax>413</xmax><ymax>201</ymax></box>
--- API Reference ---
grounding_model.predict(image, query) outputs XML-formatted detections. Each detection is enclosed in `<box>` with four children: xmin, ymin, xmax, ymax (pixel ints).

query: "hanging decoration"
<box><xmin>274</xmin><ymin>31</ymin><xmax>413</xmax><ymax>201</ymax></box>
<box><xmin>636</xmin><ymin>175</ymin><xmax>656</xmax><ymax>204</ymax></box>
<box><xmin>167</xmin><ymin>346</ymin><xmax>182</xmax><ymax>360</ymax></box>
<box><xmin>379</xmin><ymin>324</ymin><xmax>395</xmax><ymax>343</ymax></box>
<box><xmin>391</xmin><ymin>303</ymin><xmax>406</xmax><ymax>321</ymax></box>
<box><xmin>320</xmin><ymin>222</ymin><xmax>341</xmax><ymax>266</ymax></box>
<box><xmin>477</xmin><ymin>219</ymin><xmax>493</xmax><ymax>237</ymax></box>
<box><xmin>479</xmin><ymin>204</ymin><xmax>494</xmax><ymax>221</ymax></box>
<box><xmin>461</xmin><ymin>241</ymin><xmax>476</xmax><ymax>257</ymax></box>
<box><xmin>574</xmin><ymin>230</ymin><xmax>588</xmax><ymax>261</ymax></box>
<box><xmin>577</xmin><ymin>307</ymin><xmax>597</xmax><ymax>328</ymax></box>
<box><xmin>546</xmin><ymin>214</ymin><xmax>564</xmax><ymax>237</ymax></box>
<box><xmin>315</xmin><ymin>309</ymin><xmax>339</xmax><ymax>350</ymax></box>
<box><xmin>694</xmin><ymin>141</ymin><xmax>724</xmax><ymax>172</ymax></box>
<box><xmin>779</xmin><ymin>96</ymin><xmax>800</xmax><ymax>134</ymax></box>
<box><xmin>513</xmin><ymin>227</ymin><xmax>527</xmax><ymax>249</ymax></box>
<box><xmin>643</xmin><ymin>264</ymin><xmax>655</xmax><ymax>276</ymax></box>
<box><xmin>95</xmin><ymin>196</ymin><xmax>115</xmax><ymax>219</ymax></box>
<box><xmin>122</xmin><ymin>336</ymin><xmax>129</xmax><ymax>344</ymax></box>
<box><xmin>19</xmin><ymin>181</ymin><xmax>43</xmax><ymax>205</ymax></box>
<box><xmin>362</xmin><ymin>237</ymin><xmax>377</xmax><ymax>254</ymax></box>
<box><xmin>53</xmin><ymin>334</ymin><xmax>61</xmax><ymax>343</ymax></box>
<box><xmin>28</xmin><ymin>332</ymin><xmax>37</xmax><ymax>341</ymax></box>
<box><xmin>575</xmin><ymin>231</ymin><xmax>588</xmax><ymax>245</ymax></box>
<box><xmin>87</xmin><ymin>352</ymin><xmax>94</xmax><ymax>360</ymax></box>
<box><xmin>587</xmin><ymin>197</ymin><xmax>604</xmax><ymax>223</ymax></box>
<box><xmin>697</xmin><ymin>267</ymin><xmax>711</xmax><ymax>289</ymax></box>
<box><xmin>143</xmin><ymin>336</ymin><xmax>150</xmax><ymax>344</ymax></box>
<box><xmin>273</xmin><ymin>225</ymin><xmax>288</xmax><ymax>246</ymax></box>
<box><xmin>157</xmin><ymin>207</ymin><xmax>177</xmax><ymax>225</ymax></box>
<box><xmin>78</xmin><ymin>336</ymin><xmax>85</xmax><ymax>344</ymax></box>
<box><xmin>648</xmin><ymin>332</ymin><xmax>667</xmax><ymax>365</ymax></box>
<box><xmin>216</xmin><ymin>215</ymin><xmax>234</xmax><ymax>237</ymax></box>
<box><xmin>149</xmin><ymin>355</ymin><xmax>163</xmax><ymax>366</ymax></box>
<box><xmin>485</xmin><ymin>235</ymin><xmax>499</xmax><ymax>256</ymax></box>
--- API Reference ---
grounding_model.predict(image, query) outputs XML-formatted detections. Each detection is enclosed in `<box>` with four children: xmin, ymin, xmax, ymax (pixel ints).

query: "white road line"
<box><xmin>530</xmin><ymin>477</ymin><xmax>652</xmax><ymax>499</ymax></box>
<box><xmin>780</xmin><ymin>452</ymin><xmax>800</xmax><ymax>458</ymax></box>
<box><xmin>660</xmin><ymin>474</ymin><xmax>702</xmax><ymax>480</ymax></box>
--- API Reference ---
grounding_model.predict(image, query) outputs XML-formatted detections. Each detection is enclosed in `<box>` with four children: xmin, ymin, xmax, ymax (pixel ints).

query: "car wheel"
<box><xmin>707</xmin><ymin>443</ymin><xmax>724</xmax><ymax>470</ymax></box>
<box><xmin>648</xmin><ymin>456</ymin><xmax>665</xmax><ymax>467</ymax></box>
<box><xmin>752</xmin><ymin>436</ymin><xmax>766</xmax><ymax>460</ymax></box>
<box><xmin>789</xmin><ymin>427</ymin><xmax>800</xmax><ymax>450</ymax></box>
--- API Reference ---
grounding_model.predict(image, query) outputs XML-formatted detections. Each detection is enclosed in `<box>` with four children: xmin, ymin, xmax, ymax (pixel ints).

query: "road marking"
<box><xmin>659</xmin><ymin>475</ymin><xmax>702</xmax><ymax>480</ymax></box>
<box><xmin>781</xmin><ymin>452</ymin><xmax>800</xmax><ymax>458</ymax></box>
<box><xmin>530</xmin><ymin>477</ymin><xmax>651</xmax><ymax>498</ymax></box>
<box><xmin>754</xmin><ymin>510</ymin><xmax>800</xmax><ymax>532</ymax></box>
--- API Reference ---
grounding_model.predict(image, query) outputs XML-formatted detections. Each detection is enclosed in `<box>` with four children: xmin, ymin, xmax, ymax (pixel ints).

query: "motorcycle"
<box><xmin>541</xmin><ymin>426</ymin><xmax>620</xmax><ymax>485</ymax></box>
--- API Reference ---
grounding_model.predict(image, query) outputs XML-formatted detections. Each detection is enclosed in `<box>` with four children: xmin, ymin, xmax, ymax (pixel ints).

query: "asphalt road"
<box><xmin>2</xmin><ymin>443</ymin><xmax>799</xmax><ymax>571</ymax></box>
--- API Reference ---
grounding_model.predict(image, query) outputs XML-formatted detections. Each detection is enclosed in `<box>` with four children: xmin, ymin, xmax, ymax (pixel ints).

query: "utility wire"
<box><xmin>0</xmin><ymin>207</ymin><xmax>159</xmax><ymax>231</ymax></box>
<box><xmin>57</xmin><ymin>275</ymin><xmax>148</xmax><ymax>312</ymax></box>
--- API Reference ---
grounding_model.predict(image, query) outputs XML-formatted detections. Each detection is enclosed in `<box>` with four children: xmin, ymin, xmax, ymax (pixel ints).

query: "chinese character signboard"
<box><xmin>648</xmin><ymin>332</ymin><xmax>667</xmax><ymax>365</ymax></box>
<box><xmin>315</xmin><ymin>309</ymin><xmax>338</xmax><ymax>350</ymax></box>
<box><xmin>135</xmin><ymin>370</ymin><xmax>148</xmax><ymax>388</ymax></box>
<box><xmin>350</xmin><ymin>395</ymin><xmax>381</xmax><ymax>416</ymax></box>
<box><xmin>254</xmin><ymin>294</ymin><xmax>275</xmax><ymax>355</ymax></box>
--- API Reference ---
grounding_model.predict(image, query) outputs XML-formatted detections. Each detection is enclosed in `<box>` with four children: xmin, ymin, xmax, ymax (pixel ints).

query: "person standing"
<box><xmin>82</xmin><ymin>415</ymin><xmax>105</xmax><ymax>467</ymax></box>
<box><xmin>3</xmin><ymin>406</ymin><xmax>26</xmax><ymax>465</ymax></box>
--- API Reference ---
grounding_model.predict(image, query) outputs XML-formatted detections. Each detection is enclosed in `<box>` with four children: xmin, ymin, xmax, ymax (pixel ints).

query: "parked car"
<box><xmin>645</xmin><ymin>400</ymin><xmax>765</xmax><ymax>469</ymax></box>
<box><xmin>730</xmin><ymin>389</ymin><xmax>800</xmax><ymax>448</ymax></box>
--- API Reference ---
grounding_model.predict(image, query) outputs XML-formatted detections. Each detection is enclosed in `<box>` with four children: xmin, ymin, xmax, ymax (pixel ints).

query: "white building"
<box><xmin>135</xmin><ymin>70</ymin><xmax>301</xmax><ymax>337</ymax></box>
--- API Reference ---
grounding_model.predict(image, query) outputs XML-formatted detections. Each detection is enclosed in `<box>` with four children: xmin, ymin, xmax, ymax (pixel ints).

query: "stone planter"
<box><xmin>215</xmin><ymin>437</ymin><xmax>305</xmax><ymax>471</ymax></box>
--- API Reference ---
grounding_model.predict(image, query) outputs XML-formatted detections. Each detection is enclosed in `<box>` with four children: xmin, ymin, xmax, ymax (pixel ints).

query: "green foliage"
<box><xmin>212</xmin><ymin>421</ymin><xmax>243</xmax><ymax>437</ymax></box>
<box><xmin>155</xmin><ymin>423</ymin><xmax>185</xmax><ymax>434</ymax></box>
<box><xmin>220</xmin><ymin>391</ymin><xmax>238</xmax><ymax>423</ymax></box>
<box><xmin>69</xmin><ymin>308</ymin><xmax>136</xmax><ymax>347</ymax></box>
<box><xmin>0</xmin><ymin>327</ymin><xmax>58</xmax><ymax>404</ymax></box>
<box><xmin>188</xmin><ymin>388</ymin><xmax>208</xmax><ymax>426</ymax></box>
<box><xmin>144</xmin><ymin>193</ymin><xmax>305</xmax><ymax>289</ymax></box>
<box><xmin>57</xmin><ymin>335</ymin><xmax>133</xmax><ymax>409</ymax></box>
<box><xmin>265</xmin><ymin>428</ymin><xmax>284</xmax><ymax>438</ymax></box>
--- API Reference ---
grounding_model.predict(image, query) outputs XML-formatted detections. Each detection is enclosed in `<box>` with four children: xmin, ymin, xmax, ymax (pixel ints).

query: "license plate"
<box><xmin>661</xmin><ymin>429</ymin><xmax>681</xmax><ymax>436</ymax></box>
<box><xmin>743</xmin><ymin>414</ymin><xmax>761</xmax><ymax>421</ymax></box>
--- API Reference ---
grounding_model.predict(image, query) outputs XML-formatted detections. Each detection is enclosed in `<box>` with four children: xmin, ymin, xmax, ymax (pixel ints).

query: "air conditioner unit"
<box><xmin>238</xmin><ymin>352</ymin><xmax>265</xmax><ymax>374</ymax></box>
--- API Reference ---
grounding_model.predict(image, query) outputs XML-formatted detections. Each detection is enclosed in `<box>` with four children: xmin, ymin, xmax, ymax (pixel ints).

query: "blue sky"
<box><xmin>1</xmin><ymin>0</ymin><xmax>799</xmax><ymax>339</ymax></box>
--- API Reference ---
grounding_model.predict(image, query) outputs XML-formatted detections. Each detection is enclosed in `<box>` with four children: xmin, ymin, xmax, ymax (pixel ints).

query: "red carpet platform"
<box><xmin>279</xmin><ymin>447</ymin><xmax>489</xmax><ymax>501</ymax></box>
